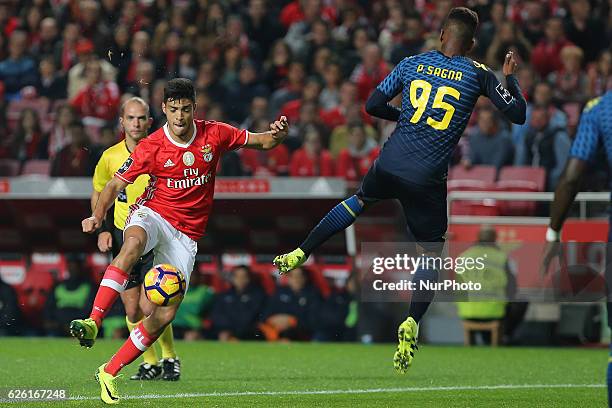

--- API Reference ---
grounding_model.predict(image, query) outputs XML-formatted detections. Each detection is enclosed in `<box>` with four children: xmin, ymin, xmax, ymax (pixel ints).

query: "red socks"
<box><xmin>105</xmin><ymin>322</ymin><xmax>157</xmax><ymax>376</ymax></box>
<box><xmin>89</xmin><ymin>265</ymin><xmax>129</xmax><ymax>328</ymax></box>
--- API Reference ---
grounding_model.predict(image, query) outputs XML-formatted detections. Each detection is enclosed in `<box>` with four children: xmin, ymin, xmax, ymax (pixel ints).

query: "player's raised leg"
<box><xmin>71</xmin><ymin>226</ymin><xmax>148</xmax><ymax>348</ymax></box>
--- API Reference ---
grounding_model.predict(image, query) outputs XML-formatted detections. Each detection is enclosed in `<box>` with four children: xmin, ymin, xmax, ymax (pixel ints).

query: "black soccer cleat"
<box><xmin>129</xmin><ymin>363</ymin><xmax>162</xmax><ymax>380</ymax></box>
<box><xmin>161</xmin><ymin>358</ymin><xmax>181</xmax><ymax>381</ymax></box>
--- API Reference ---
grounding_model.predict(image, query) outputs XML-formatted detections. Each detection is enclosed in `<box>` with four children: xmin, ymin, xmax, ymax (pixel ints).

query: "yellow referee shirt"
<box><xmin>92</xmin><ymin>141</ymin><xmax>150</xmax><ymax>230</ymax></box>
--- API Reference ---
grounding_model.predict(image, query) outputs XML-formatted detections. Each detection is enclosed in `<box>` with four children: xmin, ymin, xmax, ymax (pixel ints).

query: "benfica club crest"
<box><xmin>201</xmin><ymin>144</ymin><xmax>213</xmax><ymax>163</ymax></box>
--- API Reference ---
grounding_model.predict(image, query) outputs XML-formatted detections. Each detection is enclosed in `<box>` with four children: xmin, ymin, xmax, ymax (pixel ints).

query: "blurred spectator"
<box><xmin>67</xmin><ymin>39</ymin><xmax>117</xmax><ymax>99</ymax></box>
<box><xmin>173</xmin><ymin>271</ymin><xmax>214</xmax><ymax>341</ymax></box>
<box><xmin>10</xmin><ymin>108</ymin><xmax>47</xmax><ymax>162</ymax></box>
<box><xmin>47</xmin><ymin>104</ymin><xmax>75</xmax><ymax>159</ymax></box>
<box><xmin>389</xmin><ymin>13</ymin><xmax>425</xmax><ymax>64</ymax></box>
<box><xmin>485</xmin><ymin>21</ymin><xmax>531</xmax><ymax>70</ymax></box>
<box><xmin>0</xmin><ymin>278</ymin><xmax>21</xmax><ymax>336</ymax></box>
<box><xmin>464</xmin><ymin>109</ymin><xmax>514</xmax><ymax>170</ymax></box>
<box><xmin>226</xmin><ymin>59</ymin><xmax>269</xmax><ymax>123</ymax></box>
<box><xmin>75</xmin><ymin>0</ymin><xmax>112</xmax><ymax>53</ymax></box>
<box><xmin>195</xmin><ymin>61</ymin><xmax>227</xmax><ymax>111</ymax></box>
<box><xmin>378</xmin><ymin>5</ymin><xmax>405</xmax><ymax>62</ymax></box>
<box><xmin>564</xmin><ymin>0</ymin><xmax>607</xmax><ymax>63</ymax></box>
<box><xmin>125</xmin><ymin>31</ymin><xmax>154</xmax><ymax>86</ymax></box>
<box><xmin>281</xmin><ymin>0</ymin><xmax>336</xmax><ymax>31</ymax></box>
<box><xmin>32</xmin><ymin>17</ymin><xmax>60</xmax><ymax>58</ymax></box>
<box><xmin>547</xmin><ymin>45</ymin><xmax>589</xmax><ymax>105</ymax></box>
<box><xmin>319</xmin><ymin>61</ymin><xmax>343</xmax><ymax>110</ymax></box>
<box><xmin>21</xmin><ymin>6</ymin><xmax>43</xmax><ymax>50</ymax></box>
<box><xmin>125</xmin><ymin>60</ymin><xmax>155</xmax><ymax>103</ymax></box>
<box><xmin>53</xmin><ymin>22</ymin><xmax>80</xmax><ymax>74</ymax></box>
<box><xmin>43</xmin><ymin>254</ymin><xmax>94</xmax><ymax>336</ymax></box>
<box><xmin>240</xmin><ymin>119</ymin><xmax>289</xmax><ymax>176</ymax></box>
<box><xmin>243</xmin><ymin>0</ymin><xmax>284</xmax><ymax>62</ymax></box>
<box><xmin>320</xmin><ymin>81</ymin><xmax>370</xmax><ymax>130</ymax></box>
<box><xmin>289</xmin><ymin>125</ymin><xmax>334</xmax><ymax>177</ymax></box>
<box><xmin>281</xmin><ymin>76</ymin><xmax>322</xmax><ymax>124</ymax></box>
<box><xmin>512</xmin><ymin>82</ymin><xmax>568</xmax><ymax>146</ymax></box>
<box><xmin>270</xmin><ymin>61</ymin><xmax>305</xmax><ymax>117</ymax></box>
<box><xmin>240</xmin><ymin>96</ymin><xmax>269</xmax><ymax>130</ymax></box>
<box><xmin>36</xmin><ymin>56</ymin><xmax>67</xmax><ymax>100</ymax></box>
<box><xmin>475</xmin><ymin>1</ymin><xmax>505</xmax><ymax>58</ymax></box>
<box><xmin>515</xmin><ymin>65</ymin><xmax>536</xmax><ymax>102</ymax></box>
<box><xmin>587</xmin><ymin>50</ymin><xmax>612</xmax><ymax>98</ymax></box>
<box><xmin>313</xmin><ymin>273</ymin><xmax>357</xmax><ymax>342</ymax></box>
<box><xmin>335</xmin><ymin>122</ymin><xmax>380</xmax><ymax>183</ymax></box>
<box><xmin>519</xmin><ymin>0</ymin><xmax>547</xmax><ymax>46</ymax></box>
<box><xmin>261</xmin><ymin>267</ymin><xmax>321</xmax><ymax>341</ymax></box>
<box><xmin>515</xmin><ymin>105</ymin><xmax>571</xmax><ymax>190</ymax></box>
<box><xmin>0</xmin><ymin>30</ymin><xmax>38</xmax><ymax>101</ymax></box>
<box><xmin>51</xmin><ymin>120</ymin><xmax>96</xmax><ymax>177</ymax></box>
<box><xmin>264</xmin><ymin>40</ymin><xmax>292</xmax><ymax>91</ymax></box>
<box><xmin>530</xmin><ymin>17</ymin><xmax>573</xmax><ymax>78</ymax></box>
<box><xmin>107</xmin><ymin>25</ymin><xmax>131</xmax><ymax>88</ymax></box>
<box><xmin>71</xmin><ymin>59</ymin><xmax>121</xmax><ymax>125</ymax></box>
<box><xmin>350</xmin><ymin>43</ymin><xmax>390</xmax><ymax>102</ymax></box>
<box><xmin>211</xmin><ymin>265</ymin><xmax>266</xmax><ymax>341</ymax></box>
<box><xmin>328</xmin><ymin>104</ymin><xmax>378</xmax><ymax>158</ymax></box>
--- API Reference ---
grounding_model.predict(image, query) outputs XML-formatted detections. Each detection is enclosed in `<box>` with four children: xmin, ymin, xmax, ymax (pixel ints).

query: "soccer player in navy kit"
<box><xmin>275</xmin><ymin>7</ymin><xmax>527</xmax><ymax>373</ymax></box>
<box><xmin>543</xmin><ymin>90</ymin><xmax>612</xmax><ymax>406</ymax></box>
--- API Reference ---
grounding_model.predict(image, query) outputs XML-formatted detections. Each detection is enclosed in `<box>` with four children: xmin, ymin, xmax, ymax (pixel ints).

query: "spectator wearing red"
<box><xmin>280</xmin><ymin>0</ymin><xmax>336</xmax><ymax>30</ymax></box>
<box><xmin>240</xmin><ymin>119</ymin><xmax>290</xmax><ymax>176</ymax></box>
<box><xmin>320</xmin><ymin>81</ymin><xmax>372</xmax><ymax>129</ymax></box>
<box><xmin>290</xmin><ymin>125</ymin><xmax>334</xmax><ymax>177</ymax></box>
<box><xmin>53</xmin><ymin>23</ymin><xmax>79</xmax><ymax>74</ymax></box>
<box><xmin>9</xmin><ymin>108</ymin><xmax>47</xmax><ymax>162</ymax></box>
<box><xmin>336</xmin><ymin>122</ymin><xmax>380</xmax><ymax>183</ymax></box>
<box><xmin>281</xmin><ymin>76</ymin><xmax>323</xmax><ymax>124</ymax></box>
<box><xmin>530</xmin><ymin>17</ymin><xmax>573</xmax><ymax>78</ymax></box>
<box><xmin>51</xmin><ymin>120</ymin><xmax>96</xmax><ymax>177</ymax></box>
<box><xmin>350</xmin><ymin>43</ymin><xmax>390</xmax><ymax>102</ymax></box>
<box><xmin>71</xmin><ymin>60</ymin><xmax>120</xmax><ymax>124</ymax></box>
<box><xmin>547</xmin><ymin>45</ymin><xmax>589</xmax><ymax>105</ymax></box>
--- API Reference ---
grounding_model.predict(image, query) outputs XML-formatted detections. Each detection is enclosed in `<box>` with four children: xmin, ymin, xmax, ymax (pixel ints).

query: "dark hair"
<box><xmin>444</xmin><ymin>7</ymin><xmax>479</xmax><ymax>48</ymax></box>
<box><xmin>163</xmin><ymin>78</ymin><xmax>196</xmax><ymax>103</ymax></box>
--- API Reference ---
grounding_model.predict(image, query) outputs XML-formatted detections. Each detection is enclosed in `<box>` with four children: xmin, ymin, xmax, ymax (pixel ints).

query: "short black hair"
<box><xmin>444</xmin><ymin>7</ymin><xmax>479</xmax><ymax>48</ymax></box>
<box><xmin>163</xmin><ymin>78</ymin><xmax>196</xmax><ymax>103</ymax></box>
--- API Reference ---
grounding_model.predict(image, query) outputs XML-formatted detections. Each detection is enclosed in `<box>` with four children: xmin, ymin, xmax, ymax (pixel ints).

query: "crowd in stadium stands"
<box><xmin>0</xmin><ymin>256</ymin><xmax>358</xmax><ymax>342</ymax></box>
<box><xmin>0</xmin><ymin>0</ymin><xmax>609</xmax><ymax>190</ymax></box>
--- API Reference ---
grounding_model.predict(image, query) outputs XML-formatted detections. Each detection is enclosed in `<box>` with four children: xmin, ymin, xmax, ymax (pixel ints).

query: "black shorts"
<box><xmin>357</xmin><ymin>163</ymin><xmax>447</xmax><ymax>245</ymax></box>
<box><xmin>111</xmin><ymin>226</ymin><xmax>155</xmax><ymax>290</ymax></box>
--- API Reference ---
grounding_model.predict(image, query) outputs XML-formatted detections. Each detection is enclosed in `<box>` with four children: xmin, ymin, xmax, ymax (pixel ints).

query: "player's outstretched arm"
<box><xmin>82</xmin><ymin>177</ymin><xmax>129</xmax><ymax>234</ymax></box>
<box><xmin>244</xmin><ymin>116</ymin><xmax>289</xmax><ymax>150</ymax></box>
<box><xmin>481</xmin><ymin>51</ymin><xmax>527</xmax><ymax>124</ymax></box>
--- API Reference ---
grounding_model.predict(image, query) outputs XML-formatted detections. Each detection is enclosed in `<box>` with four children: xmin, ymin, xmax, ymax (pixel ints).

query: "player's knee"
<box><xmin>122</xmin><ymin>236</ymin><xmax>146</xmax><ymax>259</ymax></box>
<box><xmin>139</xmin><ymin>296</ymin><xmax>155</xmax><ymax>317</ymax></box>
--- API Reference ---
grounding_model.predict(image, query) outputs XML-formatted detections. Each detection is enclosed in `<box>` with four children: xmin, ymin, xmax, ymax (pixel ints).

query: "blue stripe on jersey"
<box><xmin>376</xmin><ymin>50</ymin><xmax>484</xmax><ymax>185</ymax></box>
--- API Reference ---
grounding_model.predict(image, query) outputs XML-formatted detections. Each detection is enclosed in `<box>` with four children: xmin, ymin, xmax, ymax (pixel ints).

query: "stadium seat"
<box><xmin>14</xmin><ymin>267</ymin><xmax>55</xmax><ymax>329</ymax></box>
<box><xmin>448</xmin><ymin>165</ymin><xmax>497</xmax><ymax>185</ymax></box>
<box><xmin>21</xmin><ymin>160</ymin><xmax>51</xmax><ymax>176</ymax></box>
<box><xmin>0</xmin><ymin>159</ymin><xmax>21</xmax><ymax>177</ymax></box>
<box><xmin>496</xmin><ymin>166</ymin><xmax>546</xmax><ymax>215</ymax></box>
<box><xmin>29</xmin><ymin>252</ymin><xmax>68</xmax><ymax>280</ymax></box>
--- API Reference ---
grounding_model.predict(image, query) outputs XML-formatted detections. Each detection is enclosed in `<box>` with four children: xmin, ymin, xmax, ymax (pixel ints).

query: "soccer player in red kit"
<box><xmin>72</xmin><ymin>78</ymin><xmax>289</xmax><ymax>404</ymax></box>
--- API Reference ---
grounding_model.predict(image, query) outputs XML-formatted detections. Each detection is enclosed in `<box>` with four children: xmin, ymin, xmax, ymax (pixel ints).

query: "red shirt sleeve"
<box><xmin>216</xmin><ymin>122</ymin><xmax>248</xmax><ymax>152</ymax></box>
<box><xmin>114</xmin><ymin>141</ymin><xmax>153</xmax><ymax>183</ymax></box>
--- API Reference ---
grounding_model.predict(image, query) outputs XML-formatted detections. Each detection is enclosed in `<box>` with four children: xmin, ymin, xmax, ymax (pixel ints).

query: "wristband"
<box><xmin>546</xmin><ymin>227</ymin><xmax>560</xmax><ymax>242</ymax></box>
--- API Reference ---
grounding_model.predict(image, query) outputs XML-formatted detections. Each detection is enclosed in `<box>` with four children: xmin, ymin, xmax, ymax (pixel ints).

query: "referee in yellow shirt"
<box><xmin>92</xmin><ymin>97</ymin><xmax>180</xmax><ymax>381</ymax></box>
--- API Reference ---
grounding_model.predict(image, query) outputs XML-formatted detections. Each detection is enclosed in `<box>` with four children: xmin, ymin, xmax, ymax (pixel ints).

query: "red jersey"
<box><xmin>115</xmin><ymin>120</ymin><xmax>248</xmax><ymax>240</ymax></box>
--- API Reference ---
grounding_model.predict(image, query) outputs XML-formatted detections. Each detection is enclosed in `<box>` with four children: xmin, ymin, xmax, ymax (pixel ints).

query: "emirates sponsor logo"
<box><xmin>167</xmin><ymin>168</ymin><xmax>212</xmax><ymax>189</ymax></box>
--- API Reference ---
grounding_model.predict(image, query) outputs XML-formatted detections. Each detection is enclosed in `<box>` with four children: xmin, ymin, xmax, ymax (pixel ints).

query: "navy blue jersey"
<box><xmin>569</xmin><ymin>91</ymin><xmax>612</xmax><ymax>179</ymax></box>
<box><xmin>375</xmin><ymin>50</ymin><xmax>526</xmax><ymax>185</ymax></box>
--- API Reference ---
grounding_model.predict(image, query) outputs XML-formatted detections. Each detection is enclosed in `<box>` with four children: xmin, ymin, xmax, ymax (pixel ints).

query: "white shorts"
<box><xmin>124</xmin><ymin>205</ymin><xmax>197</xmax><ymax>290</ymax></box>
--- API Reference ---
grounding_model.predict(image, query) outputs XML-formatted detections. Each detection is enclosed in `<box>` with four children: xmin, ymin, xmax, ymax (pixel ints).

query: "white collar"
<box><xmin>163</xmin><ymin>121</ymin><xmax>197</xmax><ymax>148</ymax></box>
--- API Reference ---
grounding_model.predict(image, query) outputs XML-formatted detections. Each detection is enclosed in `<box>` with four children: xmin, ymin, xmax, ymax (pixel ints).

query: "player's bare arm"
<box><xmin>83</xmin><ymin>177</ymin><xmax>129</xmax><ymax>233</ymax></box>
<box><xmin>502</xmin><ymin>51</ymin><xmax>518</xmax><ymax>76</ymax></box>
<box><xmin>244</xmin><ymin>116</ymin><xmax>289</xmax><ymax>150</ymax></box>
<box><xmin>90</xmin><ymin>189</ymin><xmax>113</xmax><ymax>252</ymax></box>
<box><xmin>541</xmin><ymin>158</ymin><xmax>588</xmax><ymax>275</ymax></box>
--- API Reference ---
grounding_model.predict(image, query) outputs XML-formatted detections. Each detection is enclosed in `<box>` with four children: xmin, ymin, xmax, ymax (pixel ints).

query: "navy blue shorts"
<box><xmin>356</xmin><ymin>163</ymin><xmax>447</xmax><ymax>244</ymax></box>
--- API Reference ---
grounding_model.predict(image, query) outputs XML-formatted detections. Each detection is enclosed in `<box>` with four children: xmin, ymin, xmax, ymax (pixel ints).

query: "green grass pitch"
<box><xmin>0</xmin><ymin>338</ymin><xmax>607</xmax><ymax>407</ymax></box>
